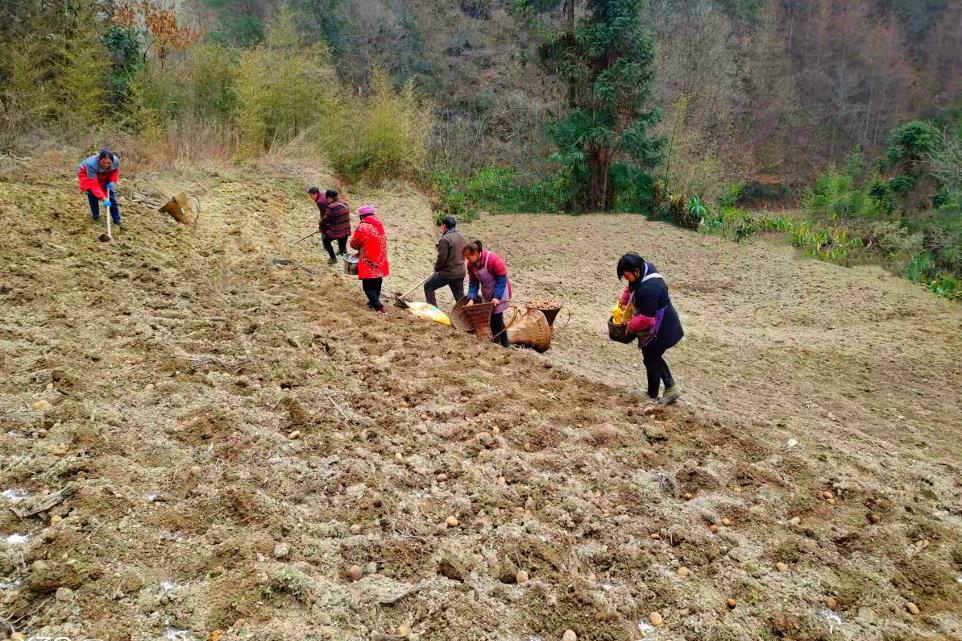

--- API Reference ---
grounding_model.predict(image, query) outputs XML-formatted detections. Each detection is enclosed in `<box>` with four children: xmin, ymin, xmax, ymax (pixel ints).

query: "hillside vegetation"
<box><xmin>1</xmin><ymin>2</ymin><xmax>962</xmax><ymax>640</ymax></box>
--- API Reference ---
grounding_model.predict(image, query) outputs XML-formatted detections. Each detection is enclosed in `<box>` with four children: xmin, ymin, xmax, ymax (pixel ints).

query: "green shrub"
<box><xmin>927</xmin><ymin>274</ymin><xmax>962</xmax><ymax>300</ymax></box>
<box><xmin>699</xmin><ymin>207</ymin><xmax>758</xmax><ymax>242</ymax></box>
<box><xmin>236</xmin><ymin>12</ymin><xmax>337</xmax><ymax>155</ymax></box>
<box><xmin>886</xmin><ymin>120</ymin><xmax>942</xmax><ymax>171</ymax></box>
<box><xmin>327</xmin><ymin>66</ymin><xmax>432</xmax><ymax>184</ymax></box>
<box><xmin>802</xmin><ymin>166</ymin><xmax>878</xmax><ymax>220</ymax></box>
<box><xmin>788</xmin><ymin>220</ymin><xmax>864</xmax><ymax>263</ymax></box>
<box><xmin>718</xmin><ymin>184</ymin><xmax>744</xmax><ymax>209</ymax></box>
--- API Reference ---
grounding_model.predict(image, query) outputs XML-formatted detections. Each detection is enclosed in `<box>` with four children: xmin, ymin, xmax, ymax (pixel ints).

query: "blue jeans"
<box><xmin>86</xmin><ymin>189</ymin><xmax>121</xmax><ymax>224</ymax></box>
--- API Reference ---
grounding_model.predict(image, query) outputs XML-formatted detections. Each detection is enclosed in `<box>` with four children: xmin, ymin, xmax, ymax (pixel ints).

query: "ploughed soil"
<box><xmin>1</xmin><ymin>151</ymin><xmax>960</xmax><ymax>641</ymax></box>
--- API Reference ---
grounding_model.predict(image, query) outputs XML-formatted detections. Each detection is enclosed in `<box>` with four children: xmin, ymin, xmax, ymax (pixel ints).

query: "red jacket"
<box><xmin>77</xmin><ymin>154</ymin><xmax>119</xmax><ymax>200</ymax></box>
<box><xmin>349</xmin><ymin>215</ymin><xmax>390</xmax><ymax>279</ymax></box>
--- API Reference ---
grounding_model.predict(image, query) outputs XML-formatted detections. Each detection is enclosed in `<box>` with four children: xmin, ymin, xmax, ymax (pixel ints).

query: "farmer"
<box><xmin>616</xmin><ymin>252</ymin><xmax>684</xmax><ymax>405</ymax></box>
<box><xmin>77</xmin><ymin>149</ymin><xmax>121</xmax><ymax>226</ymax></box>
<box><xmin>424</xmin><ymin>215</ymin><xmax>466</xmax><ymax>307</ymax></box>
<box><xmin>463</xmin><ymin>239</ymin><xmax>512</xmax><ymax>348</ymax></box>
<box><xmin>317</xmin><ymin>188</ymin><xmax>352</xmax><ymax>265</ymax></box>
<box><xmin>350</xmin><ymin>204</ymin><xmax>390</xmax><ymax>315</ymax></box>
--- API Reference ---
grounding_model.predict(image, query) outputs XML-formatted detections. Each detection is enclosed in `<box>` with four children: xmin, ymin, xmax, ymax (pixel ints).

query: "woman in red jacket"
<box><xmin>77</xmin><ymin>149</ymin><xmax>121</xmax><ymax>225</ymax></box>
<box><xmin>349</xmin><ymin>205</ymin><xmax>390</xmax><ymax>315</ymax></box>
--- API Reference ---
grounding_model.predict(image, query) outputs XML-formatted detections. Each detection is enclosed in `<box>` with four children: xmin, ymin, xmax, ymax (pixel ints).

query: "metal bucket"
<box><xmin>343</xmin><ymin>254</ymin><xmax>359</xmax><ymax>275</ymax></box>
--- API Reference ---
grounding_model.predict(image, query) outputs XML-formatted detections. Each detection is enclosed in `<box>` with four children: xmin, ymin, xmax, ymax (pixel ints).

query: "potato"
<box><xmin>562</xmin><ymin>630</ymin><xmax>577</xmax><ymax>641</ymax></box>
<box><xmin>649</xmin><ymin>612</ymin><xmax>664</xmax><ymax>626</ymax></box>
<box><xmin>726</xmin><ymin>598</ymin><xmax>737</xmax><ymax>609</ymax></box>
<box><xmin>676</xmin><ymin>566</ymin><xmax>690</xmax><ymax>577</ymax></box>
<box><xmin>347</xmin><ymin>565</ymin><xmax>362</xmax><ymax>581</ymax></box>
<box><xmin>446</xmin><ymin>516</ymin><xmax>460</xmax><ymax>528</ymax></box>
<box><xmin>775</xmin><ymin>562</ymin><xmax>788</xmax><ymax>572</ymax></box>
<box><xmin>906</xmin><ymin>602</ymin><xmax>920</xmax><ymax>615</ymax></box>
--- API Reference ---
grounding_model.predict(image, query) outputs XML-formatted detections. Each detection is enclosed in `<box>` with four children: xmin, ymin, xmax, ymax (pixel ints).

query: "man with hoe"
<box><xmin>424</xmin><ymin>215</ymin><xmax>466</xmax><ymax>307</ymax></box>
<box><xmin>310</xmin><ymin>187</ymin><xmax>352</xmax><ymax>265</ymax></box>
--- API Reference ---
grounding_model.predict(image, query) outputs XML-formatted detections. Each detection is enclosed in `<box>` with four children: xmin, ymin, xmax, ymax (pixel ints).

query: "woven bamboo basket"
<box><xmin>450</xmin><ymin>297</ymin><xmax>474</xmax><ymax>333</ymax></box>
<box><xmin>507</xmin><ymin>308</ymin><xmax>552</xmax><ymax>352</ymax></box>
<box><xmin>159</xmin><ymin>193</ymin><xmax>200</xmax><ymax>225</ymax></box>
<box><xmin>452</xmin><ymin>300</ymin><xmax>495</xmax><ymax>340</ymax></box>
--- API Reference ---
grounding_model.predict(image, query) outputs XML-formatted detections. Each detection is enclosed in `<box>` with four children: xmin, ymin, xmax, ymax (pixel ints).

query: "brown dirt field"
<box><xmin>1</xmin><ymin>153</ymin><xmax>961</xmax><ymax>641</ymax></box>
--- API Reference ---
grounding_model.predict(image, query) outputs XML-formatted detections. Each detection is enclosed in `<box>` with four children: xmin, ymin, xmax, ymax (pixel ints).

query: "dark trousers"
<box><xmin>424</xmin><ymin>273</ymin><xmax>465</xmax><ymax>307</ymax></box>
<box><xmin>642</xmin><ymin>338</ymin><xmax>676</xmax><ymax>398</ymax></box>
<box><xmin>491</xmin><ymin>312</ymin><xmax>510</xmax><ymax>348</ymax></box>
<box><xmin>362</xmin><ymin>277</ymin><xmax>384</xmax><ymax>311</ymax></box>
<box><xmin>323</xmin><ymin>236</ymin><xmax>348</xmax><ymax>260</ymax></box>
<box><xmin>86</xmin><ymin>189</ymin><xmax>121</xmax><ymax>224</ymax></box>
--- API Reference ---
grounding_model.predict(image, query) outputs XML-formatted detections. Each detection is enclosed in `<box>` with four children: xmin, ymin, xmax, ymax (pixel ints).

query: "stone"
<box><xmin>516</xmin><ymin>569</ymin><xmax>529</xmax><ymax>584</ymax></box>
<box><xmin>31</xmin><ymin>400</ymin><xmax>52</xmax><ymax>412</ymax></box>
<box><xmin>55</xmin><ymin>586</ymin><xmax>73</xmax><ymax>601</ymax></box>
<box><xmin>273</xmin><ymin>543</ymin><xmax>291</xmax><ymax>559</ymax></box>
<box><xmin>643</xmin><ymin>425</ymin><xmax>666</xmax><ymax>441</ymax></box>
<box><xmin>27</xmin><ymin>560</ymin><xmax>82</xmax><ymax>595</ymax></box>
<box><xmin>438</xmin><ymin>557</ymin><xmax>469</xmax><ymax>582</ymax></box>
<box><xmin>562</xmin><ymin>630</ymin><xmax>577</xmax><ymax>641</ymax></box>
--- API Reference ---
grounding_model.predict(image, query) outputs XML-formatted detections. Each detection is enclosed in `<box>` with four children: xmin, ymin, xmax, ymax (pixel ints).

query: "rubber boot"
<box><xmin>658</xmin><ymin>384</ymin><xmax>682</xmax><ymax>406</ymax></box>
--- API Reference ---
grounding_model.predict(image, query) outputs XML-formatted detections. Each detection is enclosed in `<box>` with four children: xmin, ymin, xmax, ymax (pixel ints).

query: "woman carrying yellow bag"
<box><xmin>614</xmin><ymin>253</ymin><xmax>685</xmax><ymax>405</ymax></box>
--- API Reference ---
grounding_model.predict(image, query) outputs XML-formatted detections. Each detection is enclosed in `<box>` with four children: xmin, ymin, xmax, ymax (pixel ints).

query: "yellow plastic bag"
<box><xmin>611</xmin><ymin>304</ymin><xmax>625</xmax><ymax>325</ymax></box>
<box><xmin>406</xmin><ymin>302</ymin><xmax>452</xmax><ymax>326</ymax></box>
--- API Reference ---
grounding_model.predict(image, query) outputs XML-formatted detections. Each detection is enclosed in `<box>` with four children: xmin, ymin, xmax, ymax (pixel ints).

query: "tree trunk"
<box><xmin>584</xmin><ymin>146</ymin><xmax>614</xmax><ymax>212</ymax></box>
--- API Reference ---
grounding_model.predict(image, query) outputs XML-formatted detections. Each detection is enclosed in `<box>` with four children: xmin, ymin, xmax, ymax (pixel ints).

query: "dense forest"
<box><xmin>1</xmin><ymin>0</ymin><xmax>961</xmax><ymax>296</ymax></box>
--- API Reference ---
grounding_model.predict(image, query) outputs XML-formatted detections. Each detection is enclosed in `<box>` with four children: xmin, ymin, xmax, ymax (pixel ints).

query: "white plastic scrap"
<box><xmin>164</xmin><ymin>629</ymin><xmax>192</xmax><ymax>641</ymax></box>
<box><xmin>784</xmin><ymin>438</ymin><xmax>799</xmax><ymax>450</ymax></box>
<box><xmin>4</xmin><ymin>534</ymin><xmax>29</xmax><ymax>545</ymax></box>
<box><xmin>637</xmin><ymin>621</ymin><xmax>656</xmax><ymax>637</ymax></box>
<box><xmin>820</xmin><ymin>609</ymin><xmax>842</xmax><ymax>633</ymax></box>
<box><xmin>1</xmin><ymin>488</ymin><xmax>29</xmax><ymax>503</ymax></box>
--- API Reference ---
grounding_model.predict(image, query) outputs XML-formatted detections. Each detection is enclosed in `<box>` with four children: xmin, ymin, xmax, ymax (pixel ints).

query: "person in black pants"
<box><xmin>362</xmin><ymin>277</ymin><xmax>384</xmax><ymax>309</ymax></box>
<box><xmin>425</xmin><ymin>215</ymin><xmax>467</xmax><ymax>307</ymax></box>
<box><xmin>616</xmin><ymin>252</ymin><xmax>684</xmax><ymax>404</ymax></box>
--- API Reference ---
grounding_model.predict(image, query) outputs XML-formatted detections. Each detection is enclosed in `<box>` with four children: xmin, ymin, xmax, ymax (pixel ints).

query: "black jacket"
<box><xmin>630</xmin><ymin>262</ymin><xmax>684</xmax><ymax>350</ymax></box>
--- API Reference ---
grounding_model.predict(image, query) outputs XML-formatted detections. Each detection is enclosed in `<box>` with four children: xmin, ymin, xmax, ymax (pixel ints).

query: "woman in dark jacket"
<box><xmin>617</xmin><ymin>253</ymin><xmax>684</xmax><ymax>405</ymax></box>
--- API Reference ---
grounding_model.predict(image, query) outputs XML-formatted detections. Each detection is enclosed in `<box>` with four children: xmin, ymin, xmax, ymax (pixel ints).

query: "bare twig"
<box><xmin>327</xmin><ymin>394</ymin><xmax>351</xmax><ymax>423</ymax></box>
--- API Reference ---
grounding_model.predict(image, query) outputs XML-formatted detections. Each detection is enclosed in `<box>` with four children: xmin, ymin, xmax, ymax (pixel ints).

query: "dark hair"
<box><xmin>325</xmin><ymin>189</ymin><xmax>338</xmax><ymax>200</ymax></box>
<box><xmin>97</xmin><ymin>149</ymin><xmax>113</xmax><ymax>161</ymax></box>
<box><xmin>440</xmin><ymin>215</ymin><xmax>457</xmax><ymax>229</ymax></box>
<box><xmin>307</xmin><ymin>186</ymin><xmax>320</xmax><ymax>195</ymax></box>
<box><xmin>617</xmin><ymin>252</ymin><xmax>645</xmax><ymax>280</ymax></box>
<box><xmin>463</xmin><ymin>239</ymin><xmax>483</xmax><ymax>256</ymax></box>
